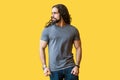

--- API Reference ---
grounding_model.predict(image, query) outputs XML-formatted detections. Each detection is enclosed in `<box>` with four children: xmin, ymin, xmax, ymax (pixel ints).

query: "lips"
<box><xmin>51</xmin><ymin>16</ymin><xmax>56</xmax><ymax>20</ymax></box>
<box><xmin>52</xmin><ymin>18</ymin><xmax>56</xmax><ymax>20</ymax></box>
<box><xmin>51</xmin><ymin>18</ymin><xmax>57</xmax><ymax>22</ymax></box>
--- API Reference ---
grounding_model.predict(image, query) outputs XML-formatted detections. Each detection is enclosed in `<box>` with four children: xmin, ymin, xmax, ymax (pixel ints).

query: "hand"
<box><xmin>71</xmin><ymin>66</ymin><xmax>79</xmax><ymax>76</ymax></box>
<box><xmin>43</xmin><ymin>68</ymin><xmax>51</xmax><ymax>76</ymax></box>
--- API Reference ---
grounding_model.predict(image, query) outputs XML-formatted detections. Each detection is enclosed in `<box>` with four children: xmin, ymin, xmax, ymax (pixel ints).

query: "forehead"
<box><xmin>52</xmin><ymin>7</ymin><xmax>59</xmax><ymax>12</ymax></box>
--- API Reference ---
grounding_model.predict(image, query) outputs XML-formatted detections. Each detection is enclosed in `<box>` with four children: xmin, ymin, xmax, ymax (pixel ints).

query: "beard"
<box><xmin>51</xmin><ymin>17</ymin><xmax>61</xmax><ymax>25</ymax></box>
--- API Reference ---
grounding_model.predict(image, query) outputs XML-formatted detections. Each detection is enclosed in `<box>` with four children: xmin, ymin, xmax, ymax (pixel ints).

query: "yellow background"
<box><xmin>0</xmin><ymin>0</ymin><xmax>120</xmax><ymax>80</ymax></box>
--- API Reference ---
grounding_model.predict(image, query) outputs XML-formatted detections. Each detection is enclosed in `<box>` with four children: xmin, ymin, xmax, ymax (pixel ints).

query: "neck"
<box><xmin>56</xmin><ymin>18</ymin><xmax>66</xmax><ymax>27</ymax></box>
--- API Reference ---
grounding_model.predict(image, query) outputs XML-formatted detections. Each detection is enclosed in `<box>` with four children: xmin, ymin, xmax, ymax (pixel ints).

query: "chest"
<box><xmin>49</xmin><ymin>27</ymin><xmax>74</xmax><ymax>41</ymax></box>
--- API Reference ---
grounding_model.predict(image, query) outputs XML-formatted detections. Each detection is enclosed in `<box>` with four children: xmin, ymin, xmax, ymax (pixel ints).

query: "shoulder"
<box><xmin>68</xmin><ymin>24</ymin><xmax>79</xmax><ymax>32</ymax></box>
<box><xmin>42</xmin><ymin>25</ymin><xmax>53</xmax><ymax>32</ymax></box>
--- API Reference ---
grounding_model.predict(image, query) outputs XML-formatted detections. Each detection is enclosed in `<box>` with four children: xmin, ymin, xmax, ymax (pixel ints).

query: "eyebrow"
<box><xmin>52</xmin><ymin>12</ymin><xmax>57</xmax><ymax>13</ymax></box>
<box><xmin>52</xmin><ymin>11</ymin><xmax>58</xmax><ymax>13</ymax></box>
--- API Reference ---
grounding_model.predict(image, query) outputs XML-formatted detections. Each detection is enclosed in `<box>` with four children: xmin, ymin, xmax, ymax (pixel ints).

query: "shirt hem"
<box><xmin>50</xmin><ymin>65</ymin><xmax>75</xmax><ymax>71</ymax></box>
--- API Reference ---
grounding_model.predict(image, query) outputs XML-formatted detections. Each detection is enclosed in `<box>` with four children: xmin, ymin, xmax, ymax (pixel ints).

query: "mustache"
<box><xmin>50</xmin><ymin>17</ymin><xmax>56</xmax><ymax>24</ymax></box>
<box><xmin>51</xmin><ymin>16</ymin><xmax>57</xmax><ymax>20</ymax></box>
<box><xmin>49</xmin><ymin>17</ymin><xmax>57</xmax><ymax>25</ymax></box>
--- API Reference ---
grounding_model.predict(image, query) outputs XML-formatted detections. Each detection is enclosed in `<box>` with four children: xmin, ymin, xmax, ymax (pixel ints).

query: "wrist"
<box><xmin>42</xmin><ymin>65</ymin><xmax>47</xmax><ymax>70</ymax></box>
<box><xmin>75</xmin><ymin>64</ymin><xmax>80</xmax><ymax>68</ymax></box>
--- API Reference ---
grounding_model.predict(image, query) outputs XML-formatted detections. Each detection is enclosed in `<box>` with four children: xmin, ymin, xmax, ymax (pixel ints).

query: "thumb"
<box><xmin>71</xmin><ymin>69</ymin><xmax>74</xmax><ymax>74</ymax></box>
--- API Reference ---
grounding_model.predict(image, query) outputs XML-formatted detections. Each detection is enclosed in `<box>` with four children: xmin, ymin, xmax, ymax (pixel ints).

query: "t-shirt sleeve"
<box><xmin>41</xmin><ymin>28</ymin><xmax>49</xmax><ymax>42</ymax></box>
<box><xmin>74</xmin><ymin>28</ymin><xmax>80</xmax><ymax>40</ymax></box>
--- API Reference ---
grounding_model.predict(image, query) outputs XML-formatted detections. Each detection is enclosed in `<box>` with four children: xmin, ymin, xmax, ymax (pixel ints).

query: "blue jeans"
<box><xmin>50</xmin><ymin>66</ymin><xmax>79</xmax><ymax>80</ymax></box>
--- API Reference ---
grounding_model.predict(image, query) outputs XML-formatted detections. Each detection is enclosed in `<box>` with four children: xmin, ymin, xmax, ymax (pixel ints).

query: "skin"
<box><xmin>40</xmin><ymin>7</ymin><xmax>82</xmax><ymax>76</ymax></box>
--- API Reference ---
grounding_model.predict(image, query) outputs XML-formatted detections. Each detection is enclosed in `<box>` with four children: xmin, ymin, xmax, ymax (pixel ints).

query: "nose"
<box><xmin>51</xmin><ymin>15</ymin><xmax>53</xmax><ymax>18</ymax></box>
<box><xmin>51</xmin><ymin>13</ymin><xmax>54</xmax><ymax>18</ymax></box>
<box><xmin>51</xmin><ymin>13</ymin><xmax>55</xmax><ymax>19</ymax></box>
<box><xmin>51</xmin><ymin>16</ymin><xmax>53</xmax><ymax>19</ymax></box>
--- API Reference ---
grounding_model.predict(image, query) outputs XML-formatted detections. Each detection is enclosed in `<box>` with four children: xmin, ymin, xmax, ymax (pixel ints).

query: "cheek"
<box><xmin>55</xmin><ymin>15</ymin><xmax>60</xmax><ymax>19</ymax></box>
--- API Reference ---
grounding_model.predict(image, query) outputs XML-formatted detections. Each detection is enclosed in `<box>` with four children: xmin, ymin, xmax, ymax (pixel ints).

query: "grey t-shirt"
<box><xmin>41</xmin><ymin>24</ymin><xmax>80</xmax><ymax>71</ymax></box>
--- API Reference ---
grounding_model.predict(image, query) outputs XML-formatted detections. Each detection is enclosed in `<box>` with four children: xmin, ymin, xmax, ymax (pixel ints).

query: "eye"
<box><xmin>52</xmin><ymin>12</ymin><xmax>59</xmax><ymax>14</ymax></box>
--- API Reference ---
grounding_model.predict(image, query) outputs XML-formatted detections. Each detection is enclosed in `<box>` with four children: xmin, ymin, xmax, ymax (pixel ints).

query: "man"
<box><xmin>40</xmin><ymin>4</ymin><xmax>82</xmax><ymax>80</ymax></box>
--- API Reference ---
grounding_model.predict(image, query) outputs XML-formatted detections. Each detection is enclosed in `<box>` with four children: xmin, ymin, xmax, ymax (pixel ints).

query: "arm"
<box><xmin>74</xmin><ymin>40</ymin><xmax>82</xmax><ymax>66</ymax></box>
<box><xmin>71</xmin><ymin>39</ymin><xmax>82</xmax><ymax>76</ymax></box>
<box><xmin>40</xmin><ymin>40</ymin><xmax>47</xmax><ymax>67</ymax></box>
<box><xmin>40</xmin><ymin>40</ymin><xmax>51</xmax><ymax>76</ymax></box>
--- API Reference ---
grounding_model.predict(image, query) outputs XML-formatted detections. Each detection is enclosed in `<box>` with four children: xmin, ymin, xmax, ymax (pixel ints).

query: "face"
<box><xmin>51</xmin><ymin>7</ymin><xmax>61</xmax><ymax>24</ymax></box>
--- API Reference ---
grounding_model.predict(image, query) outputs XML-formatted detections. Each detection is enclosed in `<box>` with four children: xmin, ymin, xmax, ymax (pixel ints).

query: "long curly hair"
<box><xmin>45</xmin><ymin>4</ymin><xmax>72</xmax><ymax>28</ymax></box>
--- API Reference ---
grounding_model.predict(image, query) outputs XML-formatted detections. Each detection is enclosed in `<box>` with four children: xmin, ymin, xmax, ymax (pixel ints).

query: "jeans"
<box><xmin>50</xmin><ymin>66</ymin><xmax>79</xmax><ymax>80</ymax></box>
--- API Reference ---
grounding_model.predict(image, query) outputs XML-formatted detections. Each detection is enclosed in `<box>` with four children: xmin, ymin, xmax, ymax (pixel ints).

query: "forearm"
<box><xmin>40</xmin><ymin>48</ymin><xmax>46</xmax><ymax>66</ymax></box>
<box><xmin>76</xmin><ymin>47</ymin><xmax>82</xmax><ymax>66</ymax></box>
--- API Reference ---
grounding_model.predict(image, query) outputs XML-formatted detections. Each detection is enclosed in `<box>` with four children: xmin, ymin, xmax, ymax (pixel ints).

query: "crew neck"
<box><xmin>54</xmin><ymin>24</ymin><xmax>69</xmax><ymax>28</ymax></box>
